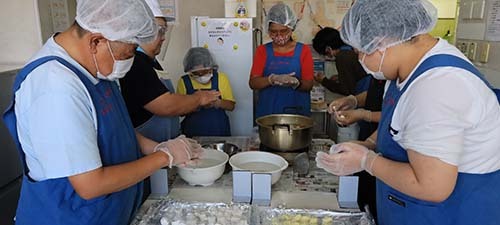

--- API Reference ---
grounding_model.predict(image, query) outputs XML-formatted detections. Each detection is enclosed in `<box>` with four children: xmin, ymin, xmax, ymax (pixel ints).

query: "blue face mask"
<box><xmin>359</xmin><ymin>50</ymin><xmax>387</xmax><ymax>80</ymax></box>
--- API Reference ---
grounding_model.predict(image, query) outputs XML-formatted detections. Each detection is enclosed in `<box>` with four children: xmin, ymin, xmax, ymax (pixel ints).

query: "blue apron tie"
<box><xmin>180</xmin><ymin>70</ymin><xmax>230</xmax><ymax>137</ymax></box>
<box><xmin>3</xmin><ymin>56</ymin><xmax>142</xmax><ymax>225</ymax></box>
<box><xmin>376</xmin><ymin>54</ymin><xmax>500</xmax><ymax>225</ymax></box>
<box><xmin>255</xmin><ymin>43</ymin><xmax>311</xmax><ymax>118</ymax></box>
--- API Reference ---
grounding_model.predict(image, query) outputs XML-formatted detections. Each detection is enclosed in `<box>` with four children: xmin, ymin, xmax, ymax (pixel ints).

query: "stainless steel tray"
<box><xmin>131</xmin><ymin>199</ymin><xmax>251</xmax><ymax>225</ymax></box>
<box><xmin>256</xmin><ymin>207</ymin><xmax>374</xmax><ymax>225</ymax></box>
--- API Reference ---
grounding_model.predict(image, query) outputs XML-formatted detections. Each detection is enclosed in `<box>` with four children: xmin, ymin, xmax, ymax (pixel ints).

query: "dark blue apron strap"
<box><xmin>211</xmin><ymin>70</ymin><xmax>219</xmax><ymax>91</ymax></box>
<box><xmin>2</xmin><ymin>56</ymin><xmax>86</xmax><ymax>174</ymax></box>
<box><xmin>263</xmin><ymin>43</ymin><xmax>274</xmax><ymax>76</ymax></box>
<box><xmin>182</xmin><ymin>75</ymin><xmax>195</xmax><ymax>95</ymax></box>
<box><xmin>291</xmin><ymin>43</ymin><xmax>303</xmax><ymax>79</ymax></box>
<box><xmin>401</xmin><ymin>54</ymin><xmax>499</xmax><ymax>97</ymax></box>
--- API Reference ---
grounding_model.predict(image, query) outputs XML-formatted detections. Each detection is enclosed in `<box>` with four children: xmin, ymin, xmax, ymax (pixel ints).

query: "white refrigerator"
<box><xmin>191</xmin><ymin>17</ymin><xmax>254</xmax><ymax>136</ymax></box>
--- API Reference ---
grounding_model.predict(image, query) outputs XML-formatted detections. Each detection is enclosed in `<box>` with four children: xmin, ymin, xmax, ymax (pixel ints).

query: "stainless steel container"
<box><xmin>256</xmin><ymin>114</ymin><xmax>314</xmax><ymax>151</ymax></box>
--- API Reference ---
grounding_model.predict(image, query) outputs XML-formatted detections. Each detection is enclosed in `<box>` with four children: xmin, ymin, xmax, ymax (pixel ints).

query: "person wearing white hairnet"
<box><xmin>177</xmin><ymin>47</ymin><xmax>235</xmax><ymax>137</ymax></box>
<box><xmin>249</xmin><ymin>2</ymin><xmax>314</xmax><ymax>118</ymax></box>
<box><xmin>120</xmin><ymin>0</ymin><xmax>219</xmax><ymax>142</ymax></box>
<box><xmin>315</xmin><ymin>0</ymin><xmax>500</xmax><ymax>224</ymax></box>
<box><xmin>2</xmin><ymin>0</ymin><xmax>203</xmax><ymax>224</ymax></box>
<box><xmin>119</xmin><ymin>0</ymin><xmax>219</xmax><ymax>202</ymax></box>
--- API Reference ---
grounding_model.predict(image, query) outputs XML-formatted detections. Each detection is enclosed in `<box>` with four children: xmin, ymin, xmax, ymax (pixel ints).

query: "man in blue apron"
<box><xmin>120</xmin><ymin>1</ymin><xmax>220</xmax><ymax>142</ymax></box>
<box><xmin>177</xmin><ymin>47</ymin><xmax>236</xmax><ymax>137</ymax></box>
<box><xmin>2</xmin><ymin>1</ymin><xmax>201</xmax><ymax>224</ymax></box>
<box><xmin>316</xmin><ymin>0</ymin><xmax>500</xmax><ymax>224</ymax></box>
<box><xmin>119</xmin><ymin>0</ymin><xmax>220</xmax><ymax>201</ymax></box>
<box><xmin>249</xmin><ymin>2</ymin><xmax>314</xmax><ymax>119</ymax></box>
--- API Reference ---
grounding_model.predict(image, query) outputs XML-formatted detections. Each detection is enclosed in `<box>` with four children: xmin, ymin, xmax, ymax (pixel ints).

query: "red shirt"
<box><xmin>250</xmin><ymin>43</ymin><xmax>314</xmax><ymax>81</ymax></box>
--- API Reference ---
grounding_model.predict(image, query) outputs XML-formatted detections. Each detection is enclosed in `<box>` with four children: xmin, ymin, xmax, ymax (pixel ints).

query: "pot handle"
<box><xmin>272</xmin><ymin>124</ymin><xmax>292</xmax><ymax>135</ymax></box>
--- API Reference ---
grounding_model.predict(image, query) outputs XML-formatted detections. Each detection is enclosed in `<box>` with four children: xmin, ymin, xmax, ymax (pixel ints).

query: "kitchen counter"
<box><xmin>131</xmin><ymin>137</ymin><xmax>366</xmax><ymax>225</ymax></box>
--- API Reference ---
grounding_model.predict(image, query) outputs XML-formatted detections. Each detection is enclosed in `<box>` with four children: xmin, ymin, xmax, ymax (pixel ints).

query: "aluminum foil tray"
<box><xmin>256</xmin><ymin>207</ymin><xmax>374</xmax><ymax>225</ymax></box>
<box><xmin>132</xmin><ymin>199</ymin><xmax>251</xmax><ymax>225</ymax></box>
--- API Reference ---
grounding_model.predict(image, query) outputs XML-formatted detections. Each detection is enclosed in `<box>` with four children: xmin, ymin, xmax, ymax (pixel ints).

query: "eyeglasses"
<box><xmin>268</xmin><ymin>28</ymin><xmax>291</xmax><ymax>37</ymax></box>
<box><xmin>157</xmin><ymin>25</ymin><xmax>167</xmax><ymax>37</ymax></box>
<box><xmin>189</xmin><ymin>68</ymin><xmax>212</xmax><ymax>77</ymax></box>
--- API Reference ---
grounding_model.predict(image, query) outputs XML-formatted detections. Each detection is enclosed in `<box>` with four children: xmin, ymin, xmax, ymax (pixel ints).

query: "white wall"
<box><xmin>455</xmin><ymin>0</ymin><xmax>500</xmax><ymax>88</ymax></box>
<box><xmin>0</xmin><ymin>1</ymin><xmax>43</xmax><ymax>69</ymax></box>
<box><xmin>158</xmin><ymin>0</ymin><xmax>226</xmax><ymax>84</ymax></box>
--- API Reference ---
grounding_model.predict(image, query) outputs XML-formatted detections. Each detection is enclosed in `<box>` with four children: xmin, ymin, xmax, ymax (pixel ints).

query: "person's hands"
<box><xmin>335</xmin><ymin>109</ymin><xmax>371</xmax><ymax>126</ymax></box>
<box><xmin>328</xmin><ymin>95</ymin><xmax>358</xmax><ymax>114</ymax></box>
<box><xmin>268</xmin><ymin>73</ymin><xmax>299</xmax><ymax>88</ymax></box>
<box><xmin>315</xmin><ymin>142</ymin><xmax>379</xmax><ymax>176</ymax></box>
<box><xmin>314</xmin><ymin>72</ymin><xmax>325</xmax><ymax>83</ymax></box>
<box><xmin>194</xmin><ymin>90</ymin><xmax>220</xmax><ymax>107</ymax></box>
<box><xmin>206</xmin><ymin>98</ymin><xmax>222</xmax><ymax>109</ymax></box>
<box><xmin>154</xmin><ymin>135</ymin><xmax>203</xmax><ymax>168</ymax></box>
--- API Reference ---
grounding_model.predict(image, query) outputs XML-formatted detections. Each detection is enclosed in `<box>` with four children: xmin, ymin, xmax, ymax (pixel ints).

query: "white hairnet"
<box><xmin>266</xmin><ymin>2</ymin><xmax>297</xmax><ymax>31</ymax></box>
<box><xmin>183</xmin><ymin>47</ymin><xmax>217</xmax><ymax>72</ymax></box>
<box><xmin>75</xmin><ymin>0</ymin><xmax>157</xmax><ymax>45</ymax></box>
<box><xmin>340</xmin><ymin>0</ymin><xmax>437</xmax><ymax>54</ymax></box>
<box><xmin>145</xmin><ymin>0</ymin><xmax>165</xmax><ymax>18</ymax></box>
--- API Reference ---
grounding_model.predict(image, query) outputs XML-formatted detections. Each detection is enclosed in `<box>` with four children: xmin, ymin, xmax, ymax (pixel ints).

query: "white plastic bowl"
<box><xmin>177</xmin><ymin>149</ymin><xmax>228</xmax><ymax>186</ymax></box>
<box><xmin>229</xmin><ymin>151</ymin><xmax>288</xmax><ymax>185</ymax></box>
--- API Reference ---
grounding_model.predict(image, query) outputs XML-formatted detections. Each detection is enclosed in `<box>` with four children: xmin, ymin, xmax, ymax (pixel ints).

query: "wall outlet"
<box><xmin>456</xmin><ymin>41</ymin><xmax>469</xmax><ymax>55</ymax></box>
<box><xmin>467</xmin><ymin>42</ymin><xmax>477</xmax><ymax>61</ymax></box>
<box><xmin>478</xmin><ymin>42</ymin><xmax>490</xmax><ymax>63</ymax></box>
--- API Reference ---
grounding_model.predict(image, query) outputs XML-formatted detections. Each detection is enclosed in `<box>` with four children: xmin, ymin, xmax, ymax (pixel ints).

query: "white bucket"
<box><xmin>336</xmin><ymin>123</ymin><xmax>360</xmax><ymax>143</ymax></box>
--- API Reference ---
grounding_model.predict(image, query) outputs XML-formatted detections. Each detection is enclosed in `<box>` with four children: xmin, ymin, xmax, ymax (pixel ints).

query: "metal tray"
<box><xmin>131</xmin><ymin>199</ymin><xmax>252</xmax><ymax>225</ymax></box>
<box><xmin>256</xmin><ymin>207</ymin><xmax>374</xmax><ymax>225</ymax></box>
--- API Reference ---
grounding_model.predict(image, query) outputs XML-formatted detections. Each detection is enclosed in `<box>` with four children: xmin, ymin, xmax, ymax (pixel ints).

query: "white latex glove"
<box><xmin>315</xmin><ymin>142</ymin><xmax>379</xmax><ymax>176</ymax></box>
<box><xmin>328</xmin><ymin>95</ymin><xmax>358</xmax><ymax>114</ymax></box>
<box><xmin>268</xmin><ymin>72</ymin><xmax>298</xmax><ymax>88</ymax></box>
<box><xmin>154</xmin><ymin>135</ymin><xmax>203</xmax><ymax>168</ymax></box>
<box><xmin>335</xmin><ymin>109</ymin><xmax>371</xmax><ymax>126</ymax></box>
<box><xmin>194</xmin><ymin>90</ymin><xmax>220</xmax><ymax>107</ymax></box>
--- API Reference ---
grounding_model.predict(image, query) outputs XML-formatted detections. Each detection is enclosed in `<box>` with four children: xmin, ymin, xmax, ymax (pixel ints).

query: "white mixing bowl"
<box><xmin>229</xmin><ymin>151</ymin><xmax>288</xmax><ymax>185</ymax></box>
<box><xmin>177</xmin><ymin>149</ymin><xmax>228</xmax><ymax>186</ymax></box>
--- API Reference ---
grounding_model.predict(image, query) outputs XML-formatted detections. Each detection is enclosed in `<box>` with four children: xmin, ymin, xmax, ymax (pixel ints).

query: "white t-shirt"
<box><xmin>15</xmin><ymin>36</ymin><xmax>102</xmax><ymax>181</ymax></box>
<box><xmin>389</xmin><ymin>38</ymin><xmax>500</xmax><ymax>173</ymax></box>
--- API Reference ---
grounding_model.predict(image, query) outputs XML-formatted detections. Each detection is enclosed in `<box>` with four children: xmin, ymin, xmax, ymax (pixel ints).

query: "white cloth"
<box><xmin>389</xmin><ymin>38</ymin><xmax>500</xmax><ymax>173</ymax></box>
<box><xmin>15</xmin><ymin>36</ymin><xmax>102</xmax><ymax>181</ymax></box>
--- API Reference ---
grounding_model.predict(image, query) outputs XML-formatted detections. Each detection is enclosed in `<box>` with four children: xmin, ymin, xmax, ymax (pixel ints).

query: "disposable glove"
<box><xmin>194</xmin><ymin>90</ymin><xmax>220</xmax><ymax>107</ymax></box>
<box><xmin>315</xmin><ymin>142</ymin><xmax>379</xmax><ymax>176</ymax></box>
<box><xmin>335</xmin><ymin>109</ymin><xmax>371</xmax><ymax>126</ymax></box>
<box><xmin>154</xmin><ymin>135</ymin><xmax>203</xmax><ymax>168</ymax></box>
<box><xmin>328</xmin><ymin>95</ymin><xmax>358</xmax><ymax>114</ymax></box>
<box><xmin>268</xmin><ymin>73</ymin><xmax>299</xmax><ymax>88</ymax></box>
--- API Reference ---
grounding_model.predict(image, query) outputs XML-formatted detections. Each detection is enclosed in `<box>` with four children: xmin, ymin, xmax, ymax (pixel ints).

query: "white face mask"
<box><xmin>93</xmin><ymin>41</ymin><xmax>134</xmax><ymax>81</ymax></box>
<box><xmin>195</xmin><ymin>74</ymin><xmax>213</xmax><ymax>84</ymax></box>
<box><xmin>359</xmin><ymin>50</ymin><xmax>387</xmax><ymax>80</ymax></box>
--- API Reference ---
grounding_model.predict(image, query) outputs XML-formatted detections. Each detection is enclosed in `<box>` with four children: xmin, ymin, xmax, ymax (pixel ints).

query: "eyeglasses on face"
<box><xmin>189</xmin><ymin>68</ymin><xmax>212</xmax><ymax>77</ymax></box>
<box><xmin>157</xmin><ymin>25</ymin><xmax>168</xmax><ymax>37</ymax></box>
<box><xmin>268</xmin><ymin>28</ymin><xmax>291</xmax><ymax>36</ymax></box>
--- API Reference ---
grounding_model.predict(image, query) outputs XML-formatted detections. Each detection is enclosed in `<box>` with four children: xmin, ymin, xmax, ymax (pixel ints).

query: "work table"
<box><xmin>131</xmin><ymin>137</ymin><xmax>370</xmax><ymax>225</ymax></box>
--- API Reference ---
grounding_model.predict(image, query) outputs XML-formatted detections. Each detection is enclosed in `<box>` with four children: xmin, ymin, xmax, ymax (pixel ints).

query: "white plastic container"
<box><xmin>177</xmin><ymin>149</ymin><xmax>228</xmax><ymax>186</ymax></box>
<box><xmin>229</xmin><ymin>151</ymin><xmax>288</xmax><ymax>185</ymax></box>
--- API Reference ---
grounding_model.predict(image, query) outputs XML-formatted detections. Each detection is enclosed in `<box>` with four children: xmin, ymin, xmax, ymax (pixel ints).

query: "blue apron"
<box><xmin>180</xmin><ymin>70</ymin><xmax>230</xmax><ymax>137</ymax></box>
<box><xmin>136</xmin><ymin>76</ymin><xmax>180</xmax><ymax>142</ymax></box>
<box><xmin>2</xmin><ymin>56</ymin><xmax>142</xmax><ymax>225</ymax></box>
<box><xmin>376</xmin><ymin>54</ymin><xmax>500</xmax><ymax>225</ymax></box>
<box><xmin>255</xmin><ymin>42</ymin><xmax>311</xmax><ymax>118</ymax></box>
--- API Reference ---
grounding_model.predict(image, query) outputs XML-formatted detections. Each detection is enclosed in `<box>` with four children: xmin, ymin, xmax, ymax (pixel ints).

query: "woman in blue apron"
<box><xmin>249</xmin><ymin>2</ymin><xmax>314</xmax><ymax>119</ymax></box>
<box><xmin>177</xmin><ymin>47</ymin><xmax>235</xmax><ymax>137</ymax></box>
<box><xmin>316</xmin><ymin>1</ymin><xmax>500</xmax><ymax>224</ymax></box>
